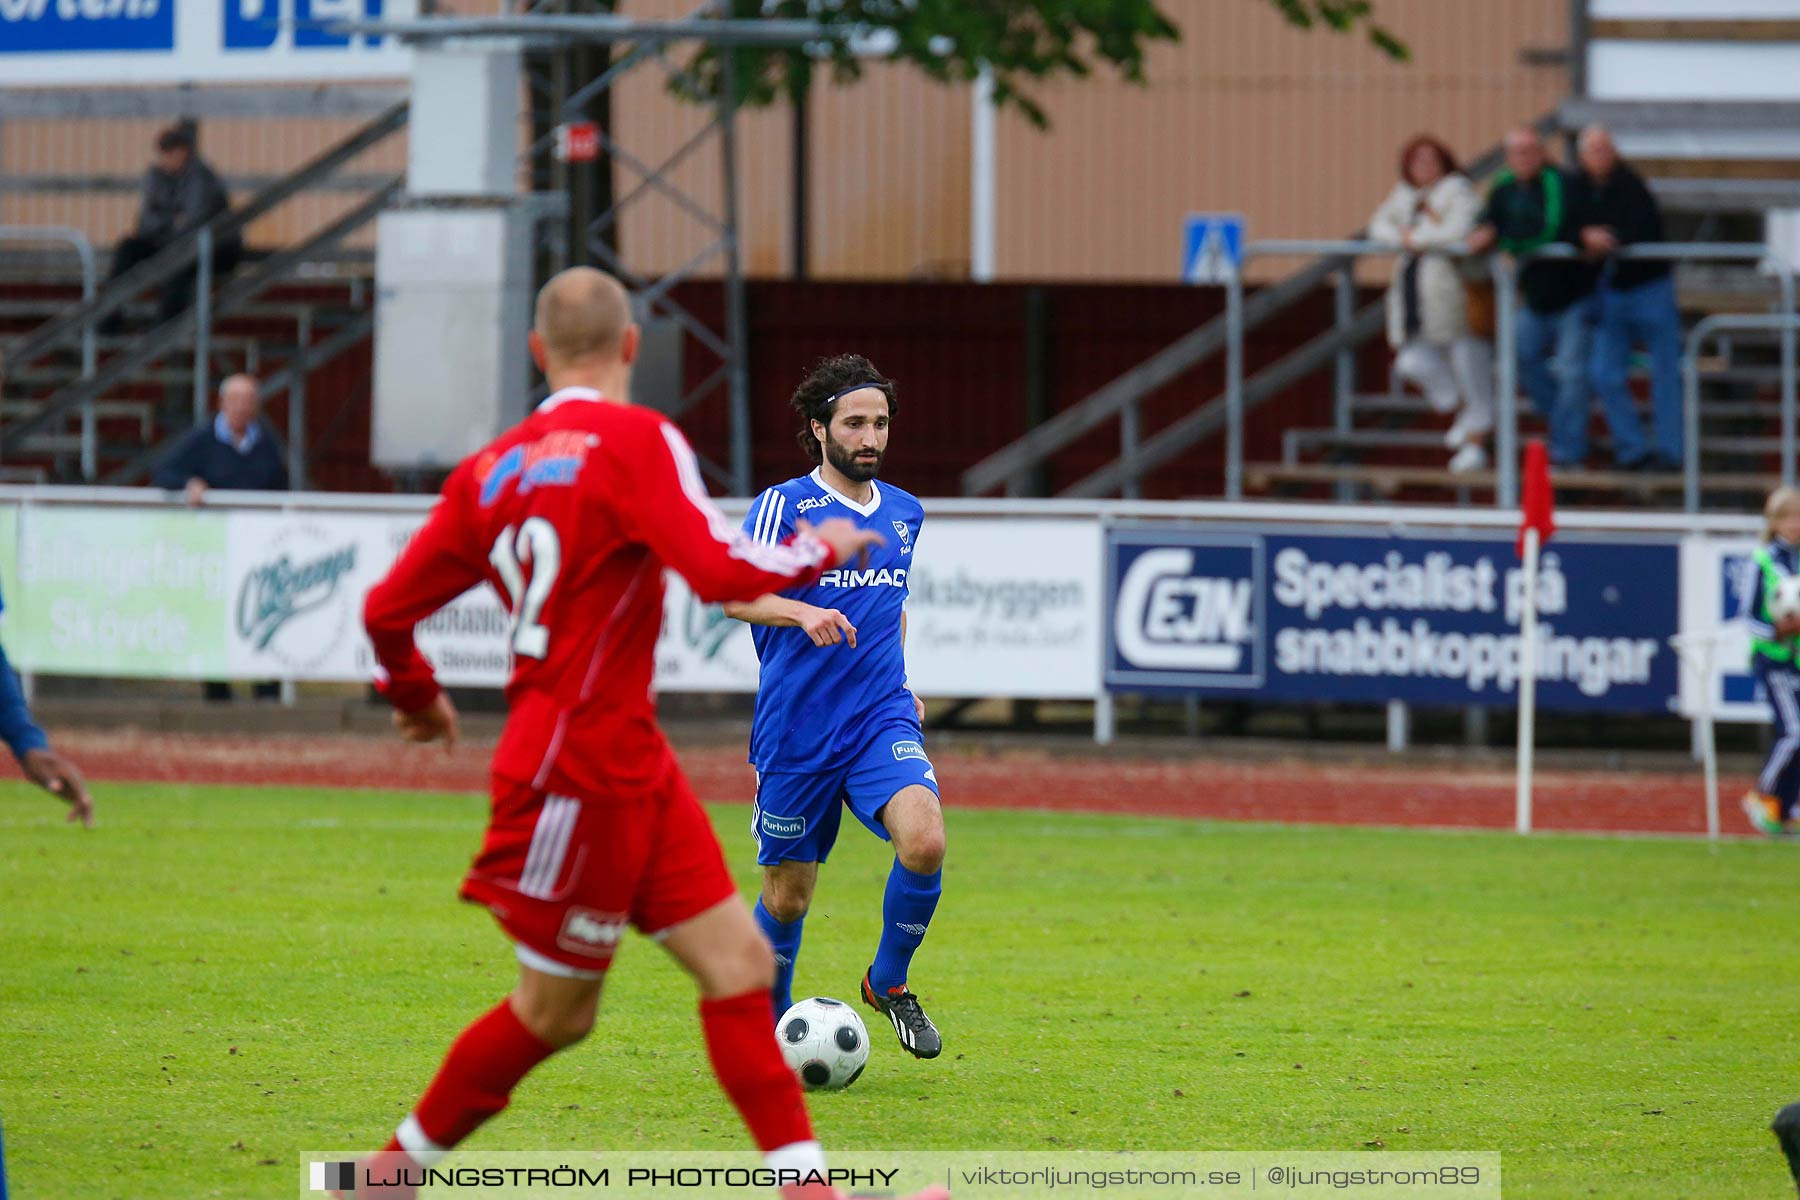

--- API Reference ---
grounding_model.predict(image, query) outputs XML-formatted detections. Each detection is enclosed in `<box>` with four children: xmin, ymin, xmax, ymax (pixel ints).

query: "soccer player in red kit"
<box><xmin>355</xmin><ymin>267</ymin><xmax>948</xmax><ymax>1200</ymax></box>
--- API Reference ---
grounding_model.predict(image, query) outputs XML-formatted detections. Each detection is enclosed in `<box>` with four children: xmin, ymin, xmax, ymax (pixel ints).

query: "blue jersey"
<box><xmin>0</xmin><ymin>582</ymin><xmax>47</xmax><ymax>764</ymax></box>
<box><xmin>741</xmin><ymin>468</ymin><xmax>923</xmax><ymax>773</ymax></box>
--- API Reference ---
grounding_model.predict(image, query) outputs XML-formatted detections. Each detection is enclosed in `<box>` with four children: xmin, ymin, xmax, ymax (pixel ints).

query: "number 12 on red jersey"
<box><xmin>489</xmin><ymin>518</ymin><xmax>562</xmax><ymax>659</ymax></box>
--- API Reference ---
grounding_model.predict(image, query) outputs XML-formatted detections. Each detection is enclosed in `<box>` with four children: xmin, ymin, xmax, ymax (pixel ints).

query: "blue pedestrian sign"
<box><xmin>1181</xmin><ymin>213</ymin><xmax>1246</xmax><ymax>285</ymax></box>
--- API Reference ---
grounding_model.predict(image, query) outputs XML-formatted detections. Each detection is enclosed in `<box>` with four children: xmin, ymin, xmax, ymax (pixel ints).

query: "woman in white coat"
<box><xmin>1368</xmin><ymin>136</ymin><xmax>1495</xmax><ymax>473</ymax></box>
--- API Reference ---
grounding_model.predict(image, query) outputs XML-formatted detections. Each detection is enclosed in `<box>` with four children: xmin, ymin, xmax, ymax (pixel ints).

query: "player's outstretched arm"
<box><xmin>364</xmin><ymin>475</ymin><xmax>487</xmax><ymax>719</ymax></box>
<box><xmin>722</xmin><ymin>595</ymin><xmax>858</xmax><ymax>647</ymax></box>
<box><xmin>0</xmin><ymin>640</ymin><xmax>91</xmax><ymax>826</ymax></box>
<box><xmin>627</xmin><ymin>420</ymin><xmax>880</xmax><ymax>603</ymax></box>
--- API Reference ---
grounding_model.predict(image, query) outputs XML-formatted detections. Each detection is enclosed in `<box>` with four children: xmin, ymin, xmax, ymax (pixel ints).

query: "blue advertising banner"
<box><xmin>222</xmin><ymin>0</ymin><xmax>383</xmax><ymax>51</ymax></box>
<box><xmin>0</xmin><ymin>0</ymin><xmax>410</xmax><ymax>83</ymax></box>
<box><xmin>0</xmin><ymin>0</ymin><xmax>174</xmax><ymax>54</ymax></box>
<box><xmin>1107</xmin><ymin>527</ymin><xmax>1680</xmax><ymax>713</ymax></box>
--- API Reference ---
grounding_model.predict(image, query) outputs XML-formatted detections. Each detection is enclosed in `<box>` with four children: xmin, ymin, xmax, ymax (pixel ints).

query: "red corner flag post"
<box><xmin>1515</xmin><ymin>441</ymin><xmax>1557</xmax><ymax>834</ymax></box>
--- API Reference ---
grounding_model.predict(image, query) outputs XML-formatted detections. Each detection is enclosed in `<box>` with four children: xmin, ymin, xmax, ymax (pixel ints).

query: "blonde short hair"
<box><xmin>1765</xmin><ymin>486</ymin><xmax>1800</xmax><ymax>542</ymax></box>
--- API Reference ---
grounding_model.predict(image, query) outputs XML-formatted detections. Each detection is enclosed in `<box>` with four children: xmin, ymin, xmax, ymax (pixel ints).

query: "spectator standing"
<box><xmin>152</xmin><ymin>373</ymin><xmax>288</xmax><ymax>702</ymax></box>
<box><xmin>1369</xmin><ymin>135</ymin><xmax>1494</xmax><ymax>474</ymax></box>
<box><xmin>1577</xmin><ymin>124</ymin><xmax>1684</xmax><ymax>472</ymax></box>
<box><xmin>1468</xmin><ymin>127</ymin><xmax>1600</xmax><ymax>468</ymax></box>
<box><xmin>98</xmin><ymin>126</ymin><xmax>241</xmax><ymax>334</ymax></box>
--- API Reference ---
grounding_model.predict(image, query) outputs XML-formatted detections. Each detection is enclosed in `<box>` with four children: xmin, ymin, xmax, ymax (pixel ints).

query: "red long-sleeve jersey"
<box><xmin>362</xmin><ymin>388</ymin><xmax>831</xmax><ymax>799</ymax></box>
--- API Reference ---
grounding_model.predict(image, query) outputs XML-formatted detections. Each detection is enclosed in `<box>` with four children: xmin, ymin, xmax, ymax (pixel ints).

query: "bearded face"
<box><xmin>814</xmin><ymin>389</ymin><xmax>890</xmax><ymax>483</ymax></box>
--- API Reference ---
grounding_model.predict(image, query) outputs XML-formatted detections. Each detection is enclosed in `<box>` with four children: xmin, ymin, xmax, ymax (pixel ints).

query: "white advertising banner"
<box><xmin>654</xmin><ymin>570</ymin><xmax>764</xmax><ymax>693</ymax></box>
<box><xmin>7</xmin><ymin>505</ymin><xmax>230</xmax><ymax>678</ymax></box>
<box><xmin>224</xmin><ymin>511</ymin><xmax>515</xmax><ymax>687</ymax></box>
<box><xmin>226</xmin><ymin>511</ymin><xmax>372</xmax><ymax>680</ymax></box>
<box><xmin>656</xmin><ymin>516</ymin><xmax>1105</xmax><ymax>698</ymax></box>
<box><xmin>24</xmin><ymin>506</ymin><xmax>1104</xmax><ymax>699</ymax></box>
<box><xmin>1677</xmin><ymin>534</ymin><xmax>1767</xmax><ymax>724</ymax></box>
<box><xmin>904</xmin><ymin>518</ymin><xmax>1103</xmax><ymax>699</ymax></box>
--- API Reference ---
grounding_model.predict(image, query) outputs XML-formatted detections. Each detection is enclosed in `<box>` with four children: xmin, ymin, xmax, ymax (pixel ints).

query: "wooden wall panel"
<box><xmin>991</xmin><ymin>0</ymin><xmax>1570</xmax><ymax>281</ymax></box>
<box><xmin>1</xmin><ymin>0</ymin><xmax>1571</xmax><ymax>283</ymax></box>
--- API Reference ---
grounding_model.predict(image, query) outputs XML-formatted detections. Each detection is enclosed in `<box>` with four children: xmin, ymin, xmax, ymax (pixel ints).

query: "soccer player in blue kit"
<box><xmin>722</xmin><ymin>354</ymin><xmax>946</xmax><ymax>1060</ymax></box>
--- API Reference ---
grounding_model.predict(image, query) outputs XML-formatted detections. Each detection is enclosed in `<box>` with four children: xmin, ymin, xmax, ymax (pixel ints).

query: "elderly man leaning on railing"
<box><xmin>150</xmin><ymin>373</ymin><xmax>289</xmax><ymax>507</ymax></box>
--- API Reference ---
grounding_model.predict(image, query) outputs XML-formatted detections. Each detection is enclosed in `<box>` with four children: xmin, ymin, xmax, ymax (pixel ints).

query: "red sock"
<box><xmin>402</xmin><ymin>998</ymin><xmax>556</xmax><ymax>1154</ymax></box>
<box><xmin>700</xmin><ymin>989</ymin><xmax>814</xmax><ymax>1152</ymax></box>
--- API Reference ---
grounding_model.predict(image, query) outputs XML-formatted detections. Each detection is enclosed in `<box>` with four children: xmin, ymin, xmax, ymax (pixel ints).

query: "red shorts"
<box><xmin>459</xmin><ymin>759</ymin><xmax>737</xmax><ymax>979</ymax></box>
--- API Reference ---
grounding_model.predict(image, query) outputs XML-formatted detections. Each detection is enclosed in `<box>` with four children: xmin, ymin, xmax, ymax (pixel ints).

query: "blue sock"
<box><xmin>753</xmin><ymin>896</ymin><xmax>804</xmax><ymax>1022</ymax></box>
<box><xmin>869</xmin><ymin>860</ymin><xmax>942</xmax><ymax>994</ymax></box>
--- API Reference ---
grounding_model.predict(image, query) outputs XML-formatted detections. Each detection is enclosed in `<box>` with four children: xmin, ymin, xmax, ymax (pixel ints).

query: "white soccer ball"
<box><xmin>777</xmin><ymin>997</ymin><xmax>870</xmax><ymax>1091</ymax></box>
<box><xmin>1772</xmin><ymin>576</ymin><xmax>1800</xmax><ymax>624</ymax></box>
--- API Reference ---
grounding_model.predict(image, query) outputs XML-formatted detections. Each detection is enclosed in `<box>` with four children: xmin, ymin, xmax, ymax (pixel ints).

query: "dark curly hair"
<box><xmin>789</xmin><ymin>353</ymin><xmax>896</xmax><ymax>465</ymax></box>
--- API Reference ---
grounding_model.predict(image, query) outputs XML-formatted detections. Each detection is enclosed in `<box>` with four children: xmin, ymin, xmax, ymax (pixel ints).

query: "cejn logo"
<box><xmin>1111</xmin><ymin>536</ymin><xmax>1262</xmax><ymax>684</ymax></box>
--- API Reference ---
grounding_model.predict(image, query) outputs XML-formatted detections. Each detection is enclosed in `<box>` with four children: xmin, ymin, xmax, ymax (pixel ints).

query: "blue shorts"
<box><xmin>750</xmin><ymin>721</ymin><xmax>938</xmax><ymax>866</ymax></box>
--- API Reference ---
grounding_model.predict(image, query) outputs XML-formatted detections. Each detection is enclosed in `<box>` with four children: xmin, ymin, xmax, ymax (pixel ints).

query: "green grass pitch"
<box><xmin>3</xmin><ymin>780</ymin><xmax>1799</xmax><ymax>1198</ymax></box>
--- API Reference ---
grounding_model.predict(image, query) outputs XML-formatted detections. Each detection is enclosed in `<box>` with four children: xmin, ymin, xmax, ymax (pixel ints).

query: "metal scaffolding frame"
<box><xmin>342</xmin><ymin>8</ymin><xmax>839</xmax><ymax>496</ymax></box>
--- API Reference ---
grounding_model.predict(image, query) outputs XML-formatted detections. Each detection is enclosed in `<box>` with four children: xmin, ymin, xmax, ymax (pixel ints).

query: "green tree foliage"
<box><xmin>681</xmin><ymin>0</ymin><xmax>1405</xmax><ymax>128</ymax></box>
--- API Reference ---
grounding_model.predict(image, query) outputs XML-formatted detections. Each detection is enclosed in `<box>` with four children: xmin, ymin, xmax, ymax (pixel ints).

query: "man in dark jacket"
<box><xmin>153</xmin><ymin>374</ymin><xmax>287</xmax><ymax>702</ymax></box>
<box><xmin>152</xmin><ymin>373</ymin><xmax>288</xmax><ymax>502</ymax></box>
<box><xmin>1468</xmin><ymin>127</ymin><xmax>1600</xmax><ymax>467</ymax></box>
<box><xmin>100</xmin><ymin>126</ymin><xmax>242</xmax><ymax>332</ymax></box>
<box><xmin>1578</xmin><ymin>124</ymin><xmax>1683</xmax><ymax>472</ymax></box>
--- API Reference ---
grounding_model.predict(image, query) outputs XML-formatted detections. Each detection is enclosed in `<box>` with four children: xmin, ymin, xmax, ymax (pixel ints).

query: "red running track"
<box><xmin>40</xmin><ymin>728</ymin><xmax>1757</xmax><ymax>838</ymax></box>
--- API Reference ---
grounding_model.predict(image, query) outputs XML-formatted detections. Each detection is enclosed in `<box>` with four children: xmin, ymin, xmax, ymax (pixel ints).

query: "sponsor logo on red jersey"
<box><xmin>557</xmin><ymin>907</ymin><xmax>628</xmax><ymax>956</ymax></box>
<box><xmin>478</xmin><ymin>432</ymin><xmax>598</xmax><ymax>506</ymax></box>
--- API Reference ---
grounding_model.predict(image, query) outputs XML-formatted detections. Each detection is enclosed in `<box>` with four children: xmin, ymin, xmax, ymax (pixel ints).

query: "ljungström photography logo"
<box><xmin>308</xmin><ymin>1160</ymin><xmax>355</xmax><ymax>1192</ymax></box>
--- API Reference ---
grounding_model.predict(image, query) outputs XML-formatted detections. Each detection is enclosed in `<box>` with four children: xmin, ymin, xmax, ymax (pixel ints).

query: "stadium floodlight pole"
<box><xmin>1492</xmin><ymin>256</ymin><xmax>1519</xmax><ymax>509</ymax></box>
<box><xmin>1224</xmin><ymin>262</ymin><xmax>1244</xmax><ymax>501</ymax></box>
<box><xmin>719</xmin><ymin>47</ymin><xmax>752</xmax><ymax>495</ymax></box>
<box><xmin>192</xmin><ymin>226</ymin><xmax>214</xmax><ymax>426</ymax></box>
<box><xmin>1783</xmin><ymin>266</ymin><xmax>1797</xmax><ymax>489</ymax></box>
<box><xmin>971</xmin><ymin>65</ymin><xmax>996</xmax><ymax>283</ymax></box>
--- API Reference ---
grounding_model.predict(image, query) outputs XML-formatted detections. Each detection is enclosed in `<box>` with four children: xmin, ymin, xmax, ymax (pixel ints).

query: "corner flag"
<box><xmin>1515</xmin><ymin>439</ymin><xmax>1555</xmax><ymax>833</ymax></box>
<box><xmin>1517</xmin><ymin>440</ymin><xmax>1556</xmax><ymax>558</ymax></box>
